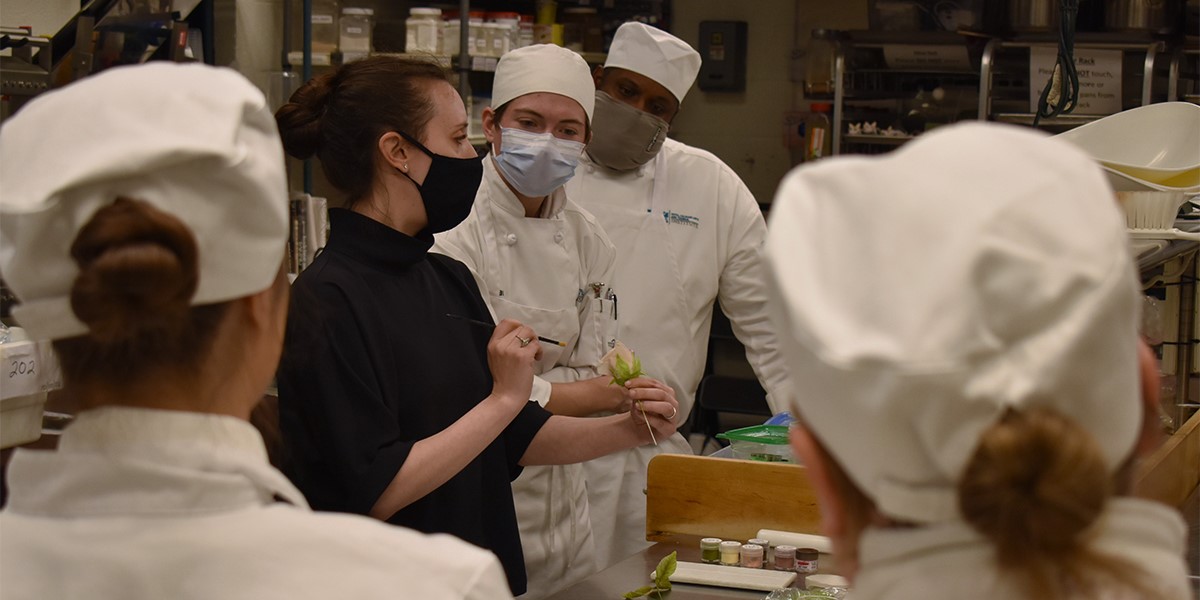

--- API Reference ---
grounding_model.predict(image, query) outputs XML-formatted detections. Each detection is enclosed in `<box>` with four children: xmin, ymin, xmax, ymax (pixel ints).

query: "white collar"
<box><xmin>858</xmin><ymin>497</ymin><xmax>1186</xmax><ymax>573</ymax></box>
<box><xmin>5</xmin><ymin>406</ymin><xmax>309</xmax><ymax>517</ymax></box>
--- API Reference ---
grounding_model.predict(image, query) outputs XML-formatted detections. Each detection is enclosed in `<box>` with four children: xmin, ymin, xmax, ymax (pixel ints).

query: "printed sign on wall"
<box><xmin>1029</xmin><ymin>47</ymin><xmax>1123</xmax><ymax>116</ymax></box>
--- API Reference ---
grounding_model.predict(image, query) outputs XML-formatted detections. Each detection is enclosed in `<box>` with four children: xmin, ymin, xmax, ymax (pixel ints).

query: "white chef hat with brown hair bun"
<box><xmin>763</xmin><ymin>122</ymin><xmax>1142</xmax><ymax>524</ymax></box>
<box><xmin>0</xmin><ymin>62</ymin><xmax>289</xmax><ymax>341</ymax></box>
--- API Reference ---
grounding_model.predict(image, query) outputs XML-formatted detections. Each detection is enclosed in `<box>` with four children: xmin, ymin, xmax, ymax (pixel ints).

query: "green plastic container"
<box><xmin>716</xmin><ymin>424</ymin><xmax>794</xmax><ymax>462</ymax></box>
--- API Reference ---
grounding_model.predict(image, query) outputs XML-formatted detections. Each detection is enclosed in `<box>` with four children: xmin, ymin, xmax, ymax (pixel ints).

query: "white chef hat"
<box><xmin>764</xmin><ymin>122</ymin><xmax>1142</xmax><ymax>524</ymax></box>
<box><xmin>604</xmin><ymin>22</ymin><xmax>701</xmax><ymax>103</ymax></box>
<box><xmin>0</xmin><ymin>62</ymin><xmax>289</xmax><ymax>341</ymax></box>
<box><xmin>492</xmin><ymin>44</ymin><xmax>595</xmax><ymax>121</ymax></box>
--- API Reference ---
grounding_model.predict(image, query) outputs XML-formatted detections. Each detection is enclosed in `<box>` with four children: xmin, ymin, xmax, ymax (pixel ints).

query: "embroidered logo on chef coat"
<box><xmin>662</xmin><ymin>210</ymin><xmax>700</xmax><ymax>229</ymax></box>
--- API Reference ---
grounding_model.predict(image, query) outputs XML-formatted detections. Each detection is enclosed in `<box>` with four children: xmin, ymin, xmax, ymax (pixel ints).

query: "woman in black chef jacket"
<box><xmin>273</xmin><ymin>56</ymin><xmax>679</xmax><ymax>597</ymax></box>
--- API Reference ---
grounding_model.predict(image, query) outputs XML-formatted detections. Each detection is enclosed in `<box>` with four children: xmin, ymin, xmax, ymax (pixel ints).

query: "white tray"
<box><xmin>662</xmin><ymin>561</ymin><xmax>796</xmax><ymax>592</ymax></box>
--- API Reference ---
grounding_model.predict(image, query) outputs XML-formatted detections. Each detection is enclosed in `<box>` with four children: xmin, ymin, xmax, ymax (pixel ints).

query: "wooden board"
<box><xmin>646</xmin><ymin>454</ymin><xmax>822</xmax><ymax>543</ymax></box>
<box><xmin>1135</xmin><ymin>409</ymin><xmax>1200</xmax><ymax>508</ymax></box>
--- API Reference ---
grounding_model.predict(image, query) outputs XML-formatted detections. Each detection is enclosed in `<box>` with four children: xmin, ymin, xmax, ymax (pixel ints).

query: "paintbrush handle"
<box><xmin>445</xmin><ymin>313</ymin><xmax>567</xmax><ymax>347</ymax></box>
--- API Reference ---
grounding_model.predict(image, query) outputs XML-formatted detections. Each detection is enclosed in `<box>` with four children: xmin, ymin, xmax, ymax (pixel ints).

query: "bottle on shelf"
<box><xmin>804</xmin><ymin>29</ymin><xmax>838</xmax><ymax>97</ymax></box>
<box><xmin>804</xmin><ymin>102</ymin><xmax>834</xmax><ymax>161</ymax></box>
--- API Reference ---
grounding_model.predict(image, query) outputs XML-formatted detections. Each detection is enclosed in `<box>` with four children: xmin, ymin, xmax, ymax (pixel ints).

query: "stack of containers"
<box><xmin>438</xmin><ymin>10</ymin><xmax>538</xmax><ymax>57</ymax></box>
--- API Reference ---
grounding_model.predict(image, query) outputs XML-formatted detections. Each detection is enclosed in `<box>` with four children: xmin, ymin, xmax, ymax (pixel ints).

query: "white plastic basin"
<box><xmin>1057</xmin><ymin>102</ymin><xmax>1200</xmax><ymax>184</ymax></box>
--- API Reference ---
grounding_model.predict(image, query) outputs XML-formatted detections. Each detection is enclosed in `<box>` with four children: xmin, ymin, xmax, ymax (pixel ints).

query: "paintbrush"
<box><xmin>444</xmin><ymin>314</ymin><xmax>567</xmax><ymax>347</ymax></box>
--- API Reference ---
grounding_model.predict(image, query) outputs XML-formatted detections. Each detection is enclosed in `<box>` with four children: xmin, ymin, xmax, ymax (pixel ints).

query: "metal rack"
<box><xmin>980</xmin><ymin>38</ymin><xmax>1168</xmax><ymax>127</ymax></box>
<box><xmin>827</xmin><ymin>31</ymin><xmax>1183</xmax><ymax>155</ymax></box>
<box><xmin>830</xmin><ymin>31</ymin><xmax>986</xmax><ymax>155</ymax></box>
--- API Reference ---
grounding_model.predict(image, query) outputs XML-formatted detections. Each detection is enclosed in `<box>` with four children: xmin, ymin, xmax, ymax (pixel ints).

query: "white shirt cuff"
<box><xmin>530</xmin><ymin>375</ymin><xmax>552</xmax><ymax>407</ymax></box>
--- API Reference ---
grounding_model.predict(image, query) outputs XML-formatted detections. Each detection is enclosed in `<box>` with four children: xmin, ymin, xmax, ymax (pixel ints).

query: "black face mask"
<box><xmin>396</xmin><ymin>131</ymin><xmax>486</xmax><ymax>234</ymax></box>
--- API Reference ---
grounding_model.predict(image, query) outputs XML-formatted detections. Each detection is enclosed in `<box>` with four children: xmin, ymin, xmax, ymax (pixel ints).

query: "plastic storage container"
<box><xmin>309</xmin><ymin>0</ymin><xmax>340</xmax><ymax>53</ymax></box>
<box><xmin>406</xmin><ymin>7</ymin><xmax>442</xmax><ymax>54</ymax></box>
<box><xmin>491</xmin><ymin>12</ymin><xmax>520</xmax><ymax>55</ymax></box>
<box><xmin>518</xmin><ymin>14</ymin><xmax>534</xmax><ymax>48</ymax></box>
<box><xmin>442</xmin><ymin>19</ymin><xmax>461</xmax><ymax>55</ymax></box>
<box><xmin>339</xmin><ymin>7</ymin><xmax>373</xmax><ymax>56</ymax></box>
<box><xmin>717</xmin><ymin>425</ymin><xmax>794</xmax><ymax>462</ymax></box>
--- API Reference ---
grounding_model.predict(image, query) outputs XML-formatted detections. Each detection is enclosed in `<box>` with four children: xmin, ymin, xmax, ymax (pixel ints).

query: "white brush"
<box><xmin>1120</xmin><ymin>191</ymin><xmax>1200</xmax><ymax>240</ymax></box>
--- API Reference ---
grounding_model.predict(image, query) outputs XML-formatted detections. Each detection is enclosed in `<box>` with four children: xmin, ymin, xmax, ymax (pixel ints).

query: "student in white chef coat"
<box><xmin>764</xmin><ymin>123</ymin><xmax>1191</xmax><ymax>600</ymax></box>
<box><xmin>435</xmin><ymin>44</ymin><xmax>674</xmax><ymax>599</ymax></box>
<box><xmin>0</xmin><ymin>63</ymin><xmax>512</xmax><ymax>600</ymax></box>
<box><xmin>562</xmin><ymin>22</ymin><xmax>793</xmax><ymax>568</ymax></box>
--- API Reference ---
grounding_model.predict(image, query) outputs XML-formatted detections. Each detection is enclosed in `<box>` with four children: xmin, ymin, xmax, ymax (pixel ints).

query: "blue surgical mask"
<box><xmin>492</xmin><ymin>128</ymin><xmax>585</xmax><ymax>198</ymax></box>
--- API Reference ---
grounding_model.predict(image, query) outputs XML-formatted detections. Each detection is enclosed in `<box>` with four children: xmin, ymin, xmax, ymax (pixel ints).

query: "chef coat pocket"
<box><xmin>490</xmin><ymin>295</ymin><xmax>578</xmax><ymax>374</ymax></box>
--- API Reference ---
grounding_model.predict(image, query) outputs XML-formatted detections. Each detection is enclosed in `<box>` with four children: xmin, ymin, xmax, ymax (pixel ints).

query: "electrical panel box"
<box><xmin>698</xmin><ymin>21</ymin><xmax>747</xmax><ymax>92</ymax></box>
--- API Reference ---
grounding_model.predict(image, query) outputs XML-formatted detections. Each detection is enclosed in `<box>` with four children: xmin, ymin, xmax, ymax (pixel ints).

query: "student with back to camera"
<box><xmin>764</xmin><ymin>122</ymin><xmax>1191</xmax><ymax>599</ymax></box>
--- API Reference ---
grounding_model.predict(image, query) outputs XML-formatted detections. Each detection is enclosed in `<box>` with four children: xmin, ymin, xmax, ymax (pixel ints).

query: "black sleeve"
<box><xmin>278</xmin><ymin>278</ymin><xmax>413</xmax><ymax>515</ymax></box>
<box><xmin>502</xmin><ymin>402</ymin><xmax>552</xmax><ymax>481</ymax></box>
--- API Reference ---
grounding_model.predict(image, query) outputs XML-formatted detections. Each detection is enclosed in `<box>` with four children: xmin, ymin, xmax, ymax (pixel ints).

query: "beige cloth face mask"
<box><xmin>586</xmin><ymin>91</ymin><xmax>668</xmax><ymax>172</ymax></box>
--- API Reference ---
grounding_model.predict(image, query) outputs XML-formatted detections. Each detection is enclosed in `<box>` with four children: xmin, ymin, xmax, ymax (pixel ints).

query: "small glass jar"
<box><xmin>796</xmin><ymin>547</ymin><xmax>819</xmax><ymax>574</ymax></box>
<box><xmin>700</xmin><ymin>538</ymin><xmax>722</xmax><ymax>564</ymax></box>
<box><xmin>740</xmin><ymin>544</ymin><xmax>764</xmax><ymax>569</ymax></box>
<box><xmin>773</xmin><ymin>545</ymin><xmax>797</xmax><ymax>571</ymax></box>
<box><xmin>748</xmin><ymin>538</ymin><xmax>771</xmax><ymax>568</ymax></box>
<box><xmin>719</xmin><ymin>540</ymin><xmax>741</xmax><ymax>566</ymax></box>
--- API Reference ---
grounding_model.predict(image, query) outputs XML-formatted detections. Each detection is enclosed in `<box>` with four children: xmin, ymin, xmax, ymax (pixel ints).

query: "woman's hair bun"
<box><xmin>275</xmin><ymin>72</ymin><xmax>336</xmax><ymax>160</ymax></box>
<box><xmin>68</xmin><ymin>197</ymin><xmax>199</xmax><ymax>344</ymax></box>
<box><xmin>958</xmin><ymin>406</ymin><xmax>1111</xmax><ymax>564</ymax></box>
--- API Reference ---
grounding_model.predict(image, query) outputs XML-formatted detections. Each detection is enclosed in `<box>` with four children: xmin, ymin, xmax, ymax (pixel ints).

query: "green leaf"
<box><xmin>623</xmin><ymin>585</ymin><xmax>655</xmax><ymax>599</ymax></box>
<box><xmin>653</xmin><ymin>551</ymin><xmax>677</xmax><ymax>590</ymax></box>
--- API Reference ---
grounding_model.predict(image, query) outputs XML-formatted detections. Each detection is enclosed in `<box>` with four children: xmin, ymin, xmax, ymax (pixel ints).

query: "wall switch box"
<box><xmin>698</xmin><ymin>21</ymin><xmax>747</xmax><ymax>92</ymax></box>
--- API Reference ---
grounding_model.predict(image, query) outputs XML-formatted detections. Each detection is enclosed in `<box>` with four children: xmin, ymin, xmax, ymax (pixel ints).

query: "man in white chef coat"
<box><xmin>564</xmin><ymin>22</ymin><xmax>792</xmax><ymax>569</ymax></box>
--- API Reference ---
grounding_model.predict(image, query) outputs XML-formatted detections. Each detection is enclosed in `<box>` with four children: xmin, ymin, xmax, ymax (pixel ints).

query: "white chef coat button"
<box><xmin>505</xmin><ymin>233</ymin><xmax>518</xmax><ymax>245</ymax></box>
<box><xmin>587</xmin><ymin>165</ymin><xmax>595</xmax><ymax>173</ymax></box>
<box><xmin>554</xmin><ymin>231</ymin><xmax>564</xmax><ymax>243</ymax></box>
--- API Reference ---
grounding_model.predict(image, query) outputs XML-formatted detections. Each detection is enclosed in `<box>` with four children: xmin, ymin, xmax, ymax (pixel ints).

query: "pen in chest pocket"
<box><xmin>582</xmin><ymin>282</ymin><xmax>618</xmax><ymax>320</ymax></box>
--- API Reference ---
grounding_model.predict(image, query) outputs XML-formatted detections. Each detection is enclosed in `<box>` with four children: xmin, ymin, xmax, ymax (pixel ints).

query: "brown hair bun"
<box><xmin>958</xmin><ymin>406</ymin><xmax>1120</xmax><ymax>596</ymax></box>
<box><xmin>275</xmin><ymin>71</ymin><xmax>335</xmax><ymax>160</ymax></box>
<box><xmin>68</xmin><ymin>197</ymin><xmax>199</xmax><ymax>344</ymax></box>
